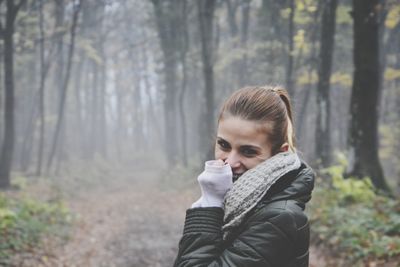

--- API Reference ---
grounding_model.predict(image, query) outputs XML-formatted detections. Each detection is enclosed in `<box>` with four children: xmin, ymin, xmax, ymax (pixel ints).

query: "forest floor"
<box><xmin>7</xmin><ymin>161</ymin><xmax>330</xmax><ymax>267</ymax></box>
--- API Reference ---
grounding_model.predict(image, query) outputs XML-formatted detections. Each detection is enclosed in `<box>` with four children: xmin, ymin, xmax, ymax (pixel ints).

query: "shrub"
<box><xmin>309</xmin><ymin>160</ymin><xmax>400</xmax><ymax>265</ymax></box>
<box><xmin>0</xmin><ymin>193</ymin><xmax>72</xmax><ymax>265</ymax></box>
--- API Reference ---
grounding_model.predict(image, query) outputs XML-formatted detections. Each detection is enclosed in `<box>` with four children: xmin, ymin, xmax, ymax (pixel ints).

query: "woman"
<box><xmin>174</xmin><ymin>86</ymin><xmax>315</xmax><ymax>267</ymax></box>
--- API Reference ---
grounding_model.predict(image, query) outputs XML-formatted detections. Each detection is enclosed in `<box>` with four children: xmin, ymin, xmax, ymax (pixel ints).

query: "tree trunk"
<box><xmin>315</xmin><ymin>0</ymin><xmax>338</xmax><ymax>168</ymax></box>
<box><xmin>47</xmin><ymin>2</ymin><xmax>80</xmax><ymax>171</ymax></box>
<box><xmin>36</xmin><ymin>0</ymin><xmax>47</xmax><ymax>176</ymax></box>
<box><xmin>90</xmin><ymin>60</ymin><xmax>99</xmax><ymax>157</ymax></box>
<box><xmin>225</xmin><ymin>0</ymin><xmax>238</xmax><ymax>37</ymax></box>
<box><xmin>19</xmin><ymin>51</ymin><xmax>37</xmax><ymax>173</ymax></box>
<box><xmin>178</xmin><ymin>1</ymin><xmax>188</xmax><ymax>166</ymax></box>
<box><xmin>130</xmin><ymin>53</ymin><xmax>145</xmax><ymax>152</ymax></box>
<box><xmin>238</xmin><ymin>0</ymin><xmax>251</xmax><ymax>87</ymax></box>
<box><xmin>296</xmin><ymin>0</ymin><xmax>322</xmax><ymax>158</ymax></box>
<box><xmin>99</xmin><ymin>51</ymin><xmax>107</xmax><ymax>158</ymax></box>
<box><xmin>114</xmin><ymin>67</ymin><xmax>124</xmax><ymax>158</ymax></box>
<box><xmin>286</xmin><ymin>0</ymin><xmax>295</xmax><ymax>96</ymax></box>
<box><xmin>347</xmin><ymin>0</ymin><xmax>390</xmax><ymax>192</ymax></box>
<box><xmin>198</xmin><ymin>0</ymin><xmax>217</xmax><ymax>160</ymax></box>
<box><xmin>139</xmin><ymin>29</ymin><xmax>162</xmax><ymax>150</ymax></box>
<box><xmin>53</xmin><ymin>0</ymin><xmax>65</xmax><ymax>114</ymax></box>
<box><xmin>96</xmin><ymin>3</ymin><xmax>107</xmax><ymax>158</ymax></box>
<box><xmin>73</xmin><ymin>51</ymin><xmax>85</xmax><ymax>155</ymax></box>
<box><xmin>19</xmin><ymin>99</ymin><xmax>35</xmax><ymax>172</ymax></box>
<box><xmin>258</xmin><ymin>0</ymin><xmax>286</xmax><ymax>87</ymax></box>
<box><xmin>378</xmin><ymin>3</ymin><xmax>388</xmax><ymax>103</ymax></box>
<box><xmin>0</xmin><ymin>0</ymin><xmax>26</xmax><ymax>188</ymax></box>
<box><xmin>151</xmin><ymin>0</ymin><xmax>180</xmax><ymax>165</ymax></box>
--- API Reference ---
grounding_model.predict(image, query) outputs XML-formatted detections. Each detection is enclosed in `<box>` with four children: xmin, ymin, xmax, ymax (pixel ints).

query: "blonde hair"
<box><xmin>218</xmin><ymin>85</ymin><xmax>296</xmax><ymax>154</ymax></box>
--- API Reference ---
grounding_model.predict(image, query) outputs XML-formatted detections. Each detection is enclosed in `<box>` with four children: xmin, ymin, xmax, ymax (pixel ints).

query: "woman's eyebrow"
<box><xmin>240</xmin><ymin>145</ymin><xmax>261</xmax><ymax>151</ymax></box>
<box><xmin>217</xmin><ymin>136</ymin><xmax>228</xmax><ymax>142</ymax></box>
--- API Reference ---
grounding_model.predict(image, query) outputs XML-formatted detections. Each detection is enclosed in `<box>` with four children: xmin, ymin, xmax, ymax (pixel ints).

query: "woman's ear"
<box><xmin>280</xmin><ymin>142</ymin><xmax>289</xmax><ymax>152</ymax></box>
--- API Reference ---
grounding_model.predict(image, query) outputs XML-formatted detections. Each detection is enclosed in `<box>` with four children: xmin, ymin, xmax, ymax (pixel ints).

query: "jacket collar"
<box><xmin>262</xmin><ymin>162</ymin><xmax>315</xmax><ymax>206</ymax></box>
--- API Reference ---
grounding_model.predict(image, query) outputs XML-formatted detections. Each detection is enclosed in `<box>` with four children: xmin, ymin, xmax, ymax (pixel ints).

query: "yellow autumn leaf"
<box><xmin>384</xmin><ymin>68</ymin><xmax>400</xmax><ymax>81</ymax></box>
<box><xmin>336</xmin><ymin>5</ymin><xmax>352</xmax><ymax>25</ymax></box>
<box><xmin>385</xmin><ymin>5</ymin><xmax>400</xmax><ymax>29</ymax></box>
<box><xmin>330</xmin><ymin>72</ymin><xmax>352</xmax><ymax>87</ymax></box>
<box><xmin>280</xmin><ymin>8</ymin><xmax>291</xmax><ymax>19</ymax></box>
<box><xmin>297</xmin><ymin>70</ymin><xmax>317</xmax><ymax>85</ymax></box>
<box><xmin>307</xmin><ymin>5</ymin><xmax>317</xmax><ymax>13</ymax></box>
<box><xmin>296</xmin><ymin>0</ymin><xmax>305</xmax><ymax>11</ymax></box>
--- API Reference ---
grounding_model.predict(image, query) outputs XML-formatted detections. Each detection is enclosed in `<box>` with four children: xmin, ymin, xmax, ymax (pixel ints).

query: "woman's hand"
<box><xmin>191</xmin><ymin>160</ymin><xmax>233</xmax><ymax>208</ymax></box>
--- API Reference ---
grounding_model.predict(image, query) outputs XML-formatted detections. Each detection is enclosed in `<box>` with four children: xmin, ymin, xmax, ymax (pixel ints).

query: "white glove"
<box><xmin>191</xmin><ymin>160</ymin><xmax>233</xmax><ymax>208</ymax></box>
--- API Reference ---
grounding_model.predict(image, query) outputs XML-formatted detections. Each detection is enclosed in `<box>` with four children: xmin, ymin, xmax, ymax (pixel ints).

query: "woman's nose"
<box><xmin>225</xmin><ymin>152</ymin><xmax>241</xmax><ymax>168</ymax></box>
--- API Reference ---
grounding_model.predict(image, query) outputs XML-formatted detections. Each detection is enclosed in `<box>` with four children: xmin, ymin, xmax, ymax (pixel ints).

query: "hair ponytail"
<box><xmin>273</xmin><ymin>87</ymin><xmax>296</xmax><ymax>152</ymax></box>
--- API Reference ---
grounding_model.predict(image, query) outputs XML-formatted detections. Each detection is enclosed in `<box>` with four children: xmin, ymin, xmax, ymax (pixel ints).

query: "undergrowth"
<box><xmin>0</xmin><ymin>188</ymin><xmax>72</xmax><ymax>265</ymax></box>
<box><xmin>309</xmin><ymin>155</ymin><xmax>400</xmax><ymax>266</ymax></box>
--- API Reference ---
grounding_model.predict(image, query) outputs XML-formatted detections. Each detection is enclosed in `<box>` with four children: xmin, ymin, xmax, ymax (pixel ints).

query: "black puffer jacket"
<box><xmin>174</xmin><ymin>162</ymin><xmax>315</xmax><ymax>267</ymax></box>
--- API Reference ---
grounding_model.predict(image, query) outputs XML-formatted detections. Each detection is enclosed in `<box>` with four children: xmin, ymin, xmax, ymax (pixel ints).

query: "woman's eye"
<box><xmin>241</xmin><ymin>148</ymin><xmax>257</xmax><ymax>157</ymax></box>
<box><xmin>217</xmin><ymin>140</ymin><xmax>230</xmax><ymax>150</ymax></box>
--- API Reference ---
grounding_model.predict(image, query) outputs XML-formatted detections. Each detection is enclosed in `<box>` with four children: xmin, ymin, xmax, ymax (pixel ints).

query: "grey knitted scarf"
<box><xmin>222</xmin><ymin>152</ymin><xmax>301</xmax><ymax>238</ymax></box>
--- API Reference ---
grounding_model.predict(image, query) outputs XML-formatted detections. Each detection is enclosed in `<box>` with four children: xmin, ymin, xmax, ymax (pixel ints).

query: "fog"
<box><xmin>0</xmin><ymin>0</ymin><xmax>399</xmax><ymax>265</ymax></box>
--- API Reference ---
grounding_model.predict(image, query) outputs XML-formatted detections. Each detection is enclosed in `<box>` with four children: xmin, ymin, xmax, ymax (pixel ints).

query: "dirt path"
<box><xmin>47</xmin><ymin>168</ymin><xmax>194</xmax><ymax>267</ymax></box>
<box><xmin>31</xmin><ymin>166</ymin><xmax>326</xmax><ymax>267</ymax></box>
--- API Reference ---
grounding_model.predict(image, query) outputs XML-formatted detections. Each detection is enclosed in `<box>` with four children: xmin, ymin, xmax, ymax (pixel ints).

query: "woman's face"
<box><xmin>215</xmin><ymin>116</ymin><xmax>273</xmax><ymax>180</ymax></box>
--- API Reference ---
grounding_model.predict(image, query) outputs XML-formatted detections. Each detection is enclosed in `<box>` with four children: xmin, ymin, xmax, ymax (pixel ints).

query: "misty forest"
<box><xmin>0</xmin><ymin>0</ymin><xmax>399</xmax><ymax>266</ymax></box>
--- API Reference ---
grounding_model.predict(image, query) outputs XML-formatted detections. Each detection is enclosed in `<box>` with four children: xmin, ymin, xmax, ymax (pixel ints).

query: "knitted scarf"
<box><xmin>222</xmin><ymin>152</ymin><xmax>301</xmax><ymax>238</ymax></box>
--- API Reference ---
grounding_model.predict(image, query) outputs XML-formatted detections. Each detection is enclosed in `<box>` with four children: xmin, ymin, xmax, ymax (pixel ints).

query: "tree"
<box><xmin>238</xmin><ymin>0</ymin><xmax>251</xmax><ymax>87</ymax></box>
<box><xmin>198</xmin><ymin>0</ymin><xmax>217</xmax><ymax>160</ymax></box>
<box><xmin>177</xmin><ymin>1</ymin><xmax>189</xmax><ymax>166</ymax></box>
<box><xmin>47</xmin><ymin>1</ymin><xmax>81</xmax><ymax>171</ymax></box>
<box><xmin>224</xmin><ymin>0</ymin><xmax>251</xmax><ymax>87</ymax></box>
<box><xmin>315</xmin><ymin>0</ymin><xmax>338</xmax><ymax>167</ymax></box>
<box><xmin>151</xmin><ymin>0</ymin><xmax>181</xmax><ymax>165</ymax></box>
<box><xmin>0</xmin><ymin>0</ymin><xmax>27</xmax><ymax>188</ymax></box>
<box><xmin>286</xmin><ymin>0</ymin><xmax>295</xmax><ymax>96</ymax></box>
<box><xmin>347</xmin><ymin>0</ymin><xmax>390</xmax><ymax>192</ymax></box>
<box><xmin>36</xmin><ymin>0</ymin><xmax>52</xmax><ymax>176</ymax></box>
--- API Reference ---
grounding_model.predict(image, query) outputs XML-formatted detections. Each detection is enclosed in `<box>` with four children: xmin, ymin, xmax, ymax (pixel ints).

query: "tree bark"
<box><xmin>347</xmin><ymin>0</ymin><xmax>390</xmax><ymax>192</ymax></box>
<box><xmin>315</xmin><ymin>0</ymin><xmax>338</xmax><ymax>168</ymax></box>
<box><xmin>286</xmin><ymin>0</ymin><xmax>295</xmax><ymax>96</ymax></box>
<box><xmin>0</xmin><ymin>0</ymin><xmax>26</xmax><ymax>188</ymax></box>
<box><xmin>198</xmin><ymin>0</ymin><xmax>217</xmax><ymax>160</ymax></box>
